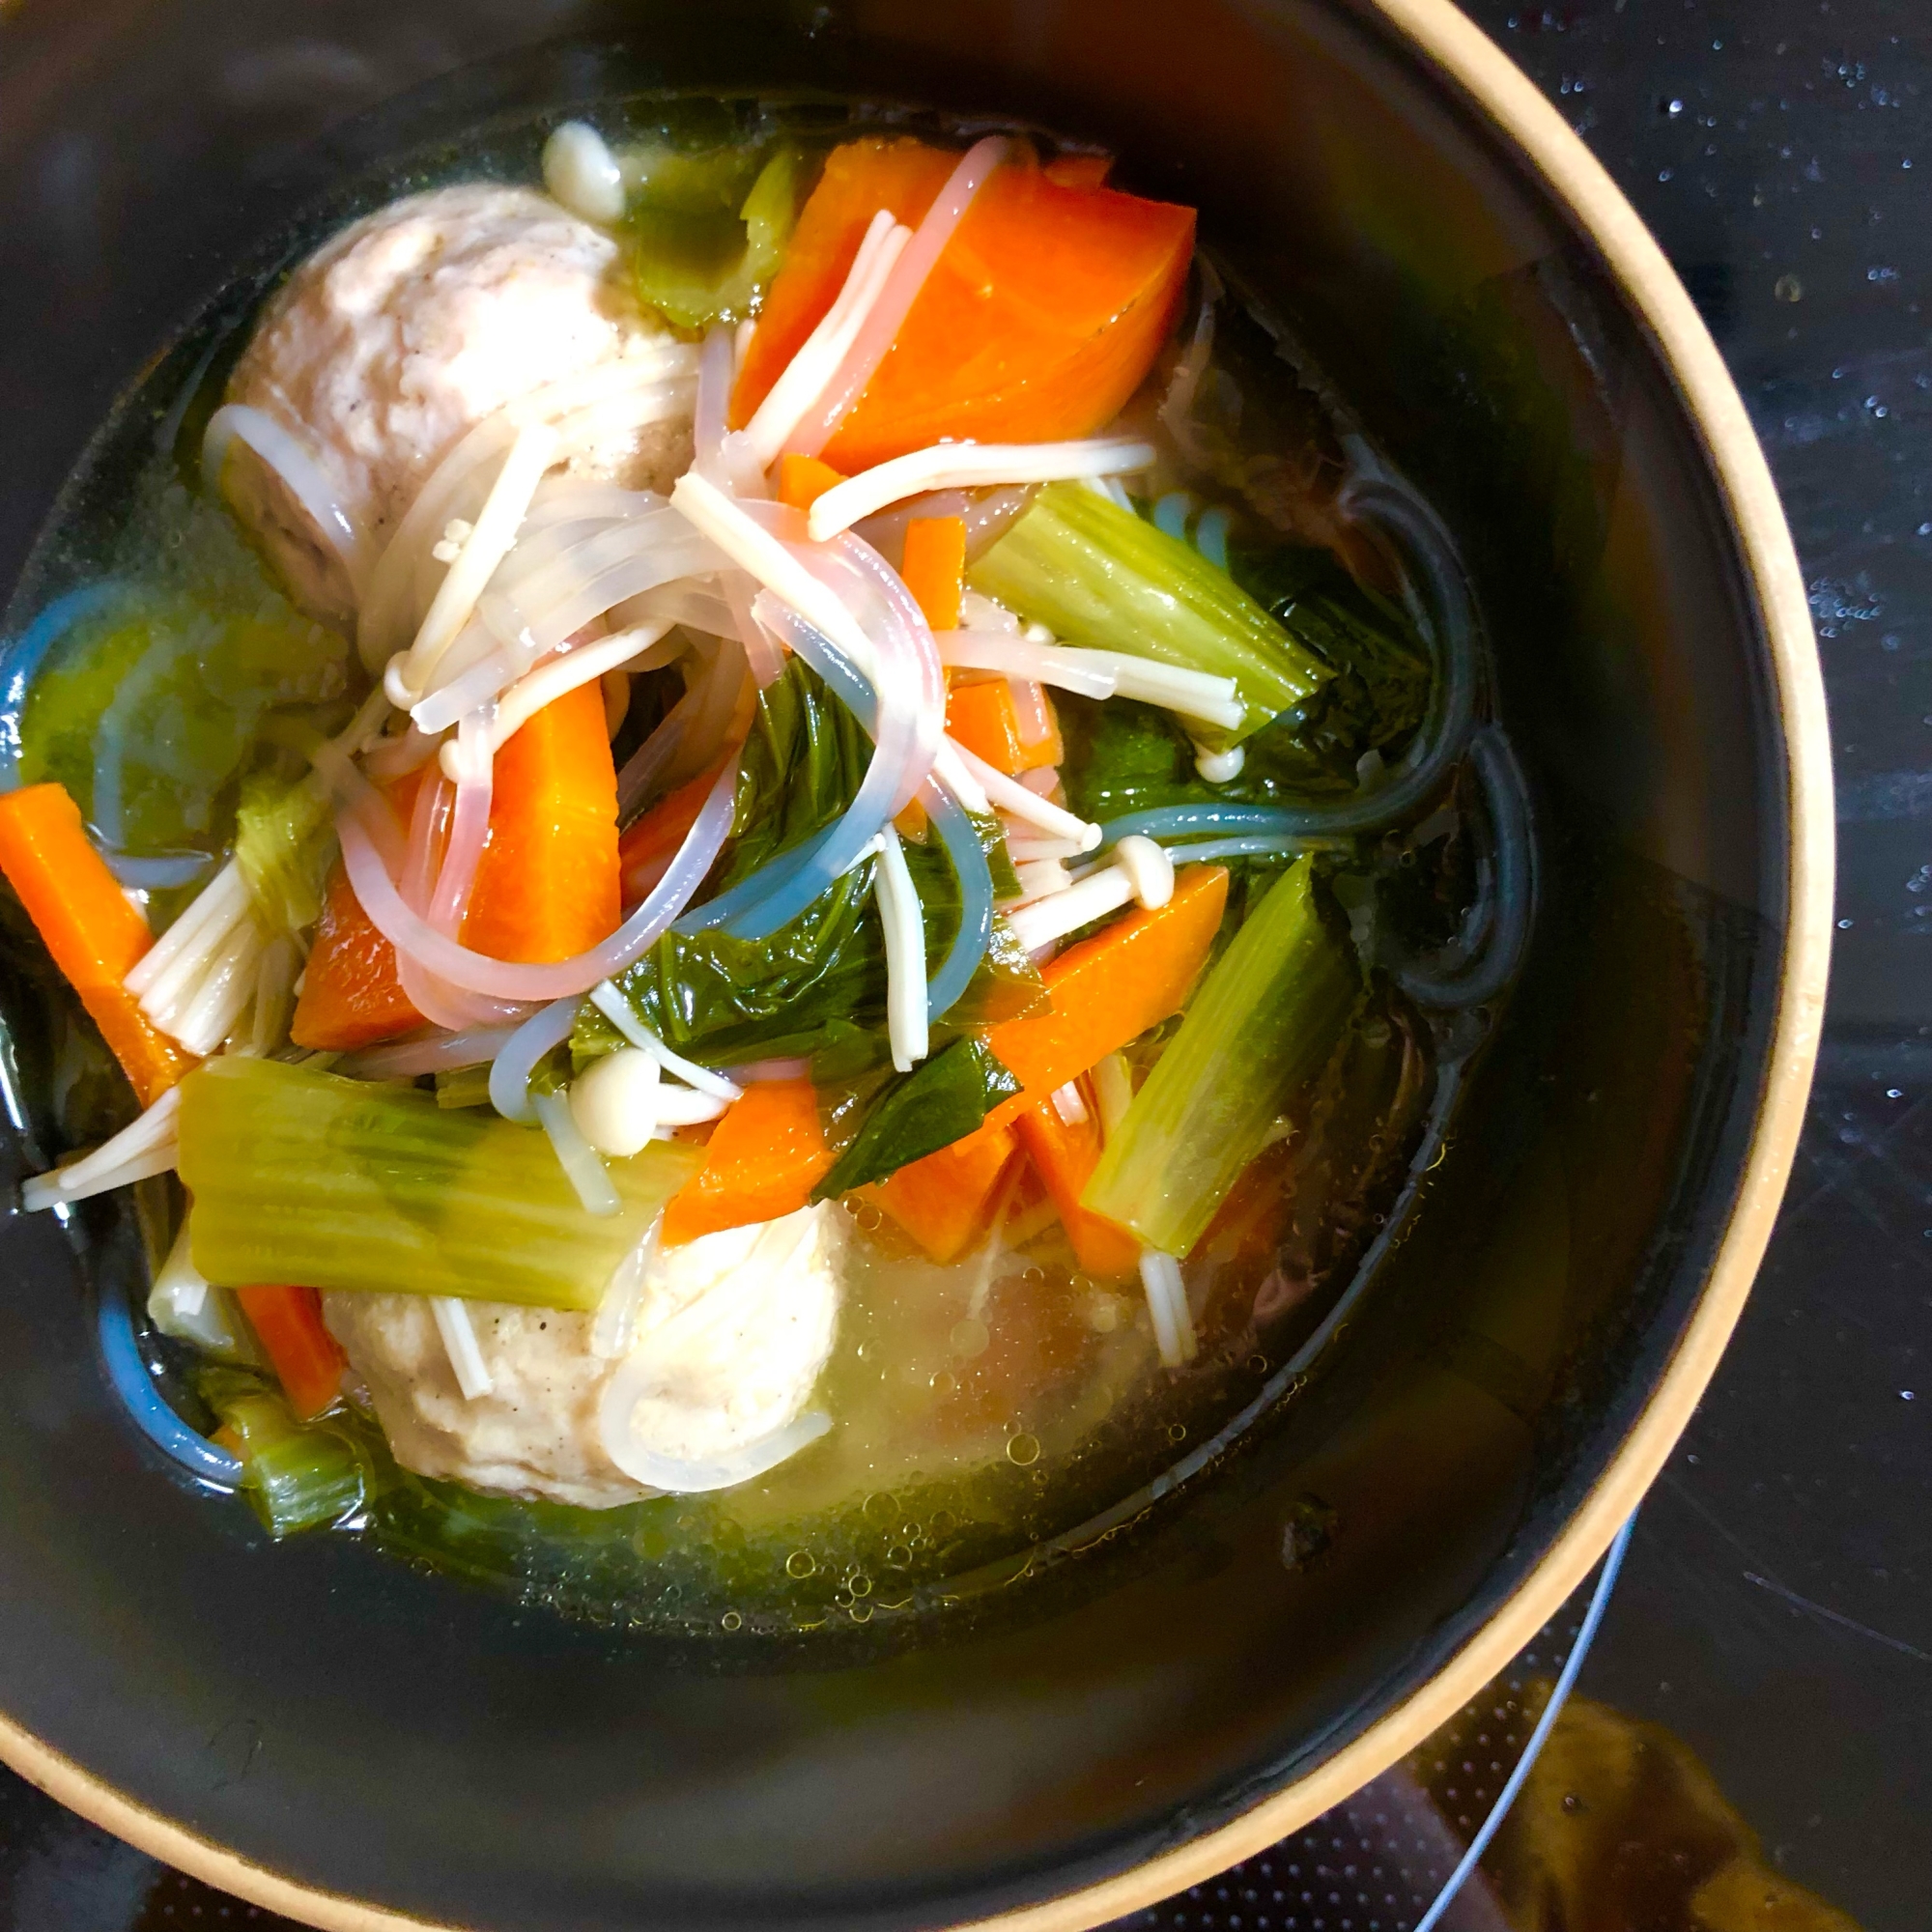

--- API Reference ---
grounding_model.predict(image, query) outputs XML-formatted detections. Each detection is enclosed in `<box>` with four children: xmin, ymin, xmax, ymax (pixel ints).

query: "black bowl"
<box><xmin>0</xmin><ymin>2</ymin><xmax>1830</xmax><ymax>1927</ymax></box>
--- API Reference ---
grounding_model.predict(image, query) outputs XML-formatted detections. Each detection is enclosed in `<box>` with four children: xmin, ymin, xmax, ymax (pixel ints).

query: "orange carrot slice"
<box><xmin>0</xmin><ymin>782</ymin><xmax>196</xmax><ymax>1105</ymax></box>
<box><xmin>731</xmin><ymin>138</ymin><xmax>1195</xmax><ymax>472</ymax></box>
<box><xmin>462</xmin><ymin>680</ymin><xmax>619</xmax><ymax>965</ymax></box>
<box><xmin>234</xmin><ymin>1284</ymin><xmax>346</xmax><ymax>1420</ymax></box>
<box><xmin>617</xmin><ymin>755</ymin><xmax>730</xmax><ymax>903</ymax></box>
<box><xmin>295</xmin><ymin>687</ymin><xmax>621</xmax><ymax>1048</ymax></box>
<box><xmin>778</xmin><ymin>453</ymin><xmax>846</xmax><ymax>512</ymax></box>
<box><xmin>1013</xmin><ymin>1087</ymin><xmax>1141</xmax><ymax>1277</ymax></box>
<box><xmin>289</xmin><ymin>858</ymin><xmax>422</xmax><ymax>1051</ymax></box>
<box><xmin>981</xmin><ymin>864</ymin><xmax>1228</xmax><ymax>1133</ymax></box>
<box><xmin>870</xmin><ymin>1119</ymin><xmax>1021</xmax><ymax>1264</ymax></box>
<box><xmin>900</xmin><ymin>516</ymin><xmax>966</xmax><ymax>632</ymax></box>
<box><xmin>942</xmin><ymin>678</ymin><xmax>1061</xmax><ymax>776</ymax></box>
<box><xmin>660</xmin><ymin>1078</ymin><xmax>833</xmax><ymax>1245</ymax></box>
<box><xmin>1043</xmin><ymin>154</ymin><xmax>1114</xmax><ymax>190</ymax></box>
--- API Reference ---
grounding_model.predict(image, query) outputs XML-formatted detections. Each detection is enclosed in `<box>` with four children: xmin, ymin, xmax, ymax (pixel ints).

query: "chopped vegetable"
<box><xmin>577</xmin><ymin>664</ymin><xmax>1042</xmax><ymax>1070</ymax></box>
<box><xmin>1084</xmin><ymin>857</ymin><xmax>1357</xmax><ymax>1256</ymax></box>
<box><xmin>15</xmin><ymin>538</ymin><xmax>348</xmax><ymax>862</ymax></box>
<box><xmin>660</xmin><ymin>1077</ymin><xmax>831</xmax><ymax>1245</ymax></box>
<box><xmin>295</xmin><ymin>685</ymin><xmax>622</xmax><ymax>1048</ymax></box>
<box><xmin>813</xmin><ymin>1035</ymin><xmax>1020</xmax><ymax>1200</ymax></box>
<box><xmin>200</xmin><ymin>1367</ymin><xmax>367</xmax><ymax>1539</ymax></box>
<box><xmin>628</xmin><ymin>139</ymin><xmax>802</xmax><ymax>330</ymax></box>
<box><xmin>969</xmin><ymin>483</ymin><xmax>1329</xmax><ymax>748</ymax></box>
<box><xmin>463</xmin><ymin>679</ymin><xmax>621</xmax><ymax>965</ymax></box>
<box><xmin>290</xmin><ymin>763</ymin><xmax>428</xmax><ymax>1053</ymax></box>
<box><xmin>290</xmin><ymin>848</ymin><xmax>422</xmax><ymax>1051</ymax></box>
<box><xmin>180</xmin><ymin>1056</ymin><xmax>698</xmax><ymax>1307</ymax></box>
<box><xmin>945</xmin><ymin>678</ymin><xmax>1061</xmax><ymax>777</ymax></box>
<box><xmin>234</xmin><ymin>770</ymin><xmax>335</xmax><ymax>934</ymax></box>
<box><xmin>980</xmin><ymin>862</ymin><xmax>1229</xmax><ymax>1132</ymax></box>
<box><xmin>871</xmin><ymin>1119</ymin><xmax>1021</xmax><ymax>1264</ymax></box>
<box><xmin>1229</xmin><ymin>539</ymin><xmax>1433</xmax><ymax>778</ymax></box>
<box><xmin>617</xmin><ymin>755</ymin><xmax>730</xmax><ymax>903</ymax></box>
<box><xmin>233</xmin><ymin>1283</ymin><xmax>347</xmax><ymax>1420</ymax></box>
<box><xmin>777</xmin><ymin>453</ymin><xmax>845</xmax><ymax>512</ymax></box>
<box><xmin>0</xmin><ymin>781</ymin><xmax>196</xmax><ymax>1105</ymax></box>
<box><xmin>899</xmin><ymin>516</ymin><xmax>967</xmax><ymax>632</ymax></box>
<box><xmin>731</xmin><ymin>137</ymin><xmax>1195</xmax><ymax>471</ymax></box>
<box><xmin>1013</xmin><ymin>1089</ymin><xmax>1141</xmax><ymax>1278</ymax></box>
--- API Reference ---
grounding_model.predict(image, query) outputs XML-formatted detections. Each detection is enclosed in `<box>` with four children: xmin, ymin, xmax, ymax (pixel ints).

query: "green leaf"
<box><xmin>1227</xmin><ymin>539</ymin><xmax>1432</xmax><ymax>776</ymax></box>
<box><xmin>179</xmin><ymin>1057</ymin><xmax>700</xmax><ymax>1310</ymax></box>
<box><xmin>967</xmin><ymin>482</ymin><xmax>1329</xmax><ymax>749</ymax></box>
<box><xmin>197</xmin><ymin>1366</ymin><xmax>368</xmax><ymax>1539</ymax></box>
<box><xmin>17</xmin><ymin>476</ymin><xmax>349</xmax><ymax>859</ymax></box>
<box><xmin>234</xmin><ymin>770</ymin><xmax>334</xmax><ymax>934</ymax></box>
<box><xmin>629</xmin><ymin>142</ymin><xmax>802</xmax><ymax>330</ymax></box>
<box><xmin>576</xmin><ymin>663</ymin><xmax>1044</xmax><ymax>1070</ymax></box>
<box><xmin>1083</xmin><ymin>856</ymin><xmax>1359</xmax><ymax>1256</ymax></box>
<box><xmin>811</xmin><ymin>1036</ymin><xmax>1021</xmax><ymax>1199</ymax></box>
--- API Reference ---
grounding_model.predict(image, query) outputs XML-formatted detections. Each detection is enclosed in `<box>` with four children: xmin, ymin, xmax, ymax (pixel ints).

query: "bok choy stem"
<box><xmin>1082</xmin><ymin>856</ymin><xmax>1356</xmax><ymax>1256</ymax></box>
<box><xmin>179</xmin><ymin>1057</ymin><xmax>699</xmax><ymax>1310</ymax></box>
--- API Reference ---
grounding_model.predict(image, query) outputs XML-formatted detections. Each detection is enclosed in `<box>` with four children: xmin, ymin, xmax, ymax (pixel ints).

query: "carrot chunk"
<box><xmin>1043</xmin><ymin>155</ymin><xmax>1114</xmax><ymax>190</ymax></box>
<box><xmin>981</xmin><ymin>864</ymin><xmax>1228</xmax><ymax>1133</ymax></box>
<box><xmin>870</xmin><ymin>1119</ymin><xmax>1021</xmax><ymax>1264</ymax></box>
<box><xmin>731</xmin><ymin>137</ymin><xmax>1196</xmax><ymax>472</ymax></box>
<box><xmin>289</xmin><ymin>859</ymin><xmax>421</xmax><ymax>1051</ymax></box>
<box><xmin>1014</xmin><ymin>1088</ymin><xmax>1141</xmax><ymax>1278</ymax></box>
<box><xmin>294</xmin><ymin>686</ymin><xmax>621</xmax><ymax>1049</ymax></box>
<box><xmin>900</xmin><ymin>516</ymin><xmax>967</xmax><ymax>632</ymax></box>
<box><xmin>0</xmin><ymin>782</ymin><xmax>196</xmax><ymax>1105</ymax></box>
<box><xmin>944</xmin><ymin>678</ymin><xmax>1063</xmax><ymax>777</ymax></box>
<box><xmin>777</xmin><ymin>453</ymin><xmax>847</xmax><ymax>512</ymax></box>
<box><xmin>617</xmin><ymin>755</ymin><xmax>729</xmax><ymax>904</ymax></box>
<box><xmin>462</xmin><ymin>680</ymin><xmax>619</xmax><ymax>965</ymax></box>
<box><xmin>660</xmin><ymin>1078</ymin><xmax>834</xmax><ymax>1246</ymax></box>
<box><xmin>234</xmin><ymin>1284</ymin><xmax>346</xmax><ymax>1420</ymax></box>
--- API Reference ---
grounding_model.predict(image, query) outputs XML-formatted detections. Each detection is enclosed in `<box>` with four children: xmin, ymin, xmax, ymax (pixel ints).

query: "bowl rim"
<box><xmin>0</xmin><ymin>0</ymin><xmax>1833</xmax><ymax>1925</ymax></box>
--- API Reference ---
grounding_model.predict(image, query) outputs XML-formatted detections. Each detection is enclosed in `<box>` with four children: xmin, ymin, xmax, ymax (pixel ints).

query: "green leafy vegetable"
<box><xmin>179</xmin><ymin>1057</ymin><xmax>700</xmax><ymax>1309</ymax></box>
<box><xmin>1054</xmin><ymin>534</ymin><xmax>1431</xmax><ymax>823</ymax></box>
<box><xmin>235</xmin><ymin>771</ymin><xmax>334</xmax><ymax>933</ymax></box>
<box><xmin>575</xmin><ymin>663</ymin><xmax>1044</xmax><ymax>1069</ymax></box>
<box><xmin>17</xmin><ymin>476</ymin><xmax>349</xmax><ymax>858</ymax></box>
<box><xmin>628</xmin><ymin>141</ymin><xmax>802</xmax><ymax>329</ymax></box>
<box><xmin>435</xmin><ymin>1063</ymin><xmax>495</xmax><ymax>1109</ymax></box>
<box><xmin>1227</xmin><ymin>540</ymin><xmax>1432</xmax><ymax>775</ymax></box>
<box><xmin>1083</xmin><ymin>856</ymin><xmax>1358</xmax><ymax>1255</ymax></box>
<box><xmin>811</xmin><ymin>1034</ymin><xmax>1021</xmax><ymax>1199</ymax></box>
<box><xmin>967</xmin><ymin>482</ymin><xmax>1329</xmax><ymax>749</ymax></box>
<box><xmin>198</xmin><ymin>1367</ymin><xmax>368</xmax><ymax>1539</ymax></box>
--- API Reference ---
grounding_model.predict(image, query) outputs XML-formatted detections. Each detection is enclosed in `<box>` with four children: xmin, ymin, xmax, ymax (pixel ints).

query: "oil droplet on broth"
<box><xmin>721</xmin><ymin>1609</ymin><xmax>743</xmax><ymax>1632</ymax></box>
<box><xmin>949</xmin><ymin>1317</ymin><xmax>990</xmax><ymax>1358</ymax></box>
<box><xmin>862</xmin><ymin>1490</ymin><xmax>901</xmax><ymax>1527</ymax></box>
<box><xmin>847</xmin><ymin>1572</ymin><xmax>873</xmax><ymax>1598</ymax></box>
<box><xmin>785</xmin><ymin>1549</ymin><xmax>816</xmax><ymax>1578</ymax></box>
<box><xmin>1007</xmin><ymin>1433</ymin><xmax>1041</xmax><ymax>1467</ymax></box>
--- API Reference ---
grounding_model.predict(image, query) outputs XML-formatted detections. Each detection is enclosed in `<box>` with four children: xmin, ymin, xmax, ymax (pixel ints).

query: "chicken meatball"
<box><xmin>324</xmin><ymin>1206</ymin><xmax>844</xmax><ymax>1509</ymax></box>
<box><xmin>220</xmin><ymin>183</ymin><xmax>687</xmax><ymax>625</ymax></box>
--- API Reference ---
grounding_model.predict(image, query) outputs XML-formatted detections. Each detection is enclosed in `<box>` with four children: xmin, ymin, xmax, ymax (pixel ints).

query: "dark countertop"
<box><xmin>2</xmin><ymin>2</ymin><xmax>1927</xmax><ymax>1926</ymax></box>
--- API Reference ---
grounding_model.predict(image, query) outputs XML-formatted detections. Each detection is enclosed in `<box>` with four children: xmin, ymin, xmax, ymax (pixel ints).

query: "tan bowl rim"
<box><xmin>0</xmin><ymin>1</ymin><xmax>1833</xmax><ymax>1926</ymax></box>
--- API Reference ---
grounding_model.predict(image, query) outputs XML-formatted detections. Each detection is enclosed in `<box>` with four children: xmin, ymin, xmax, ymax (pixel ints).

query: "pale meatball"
<box><xmin>323</xmin><ymin>1207</ymin><xmax>844</xmax><ymax>1510</ymax></box>
<box><xmin>223</xmin><ymin>183</ymin><xmax>687</xmax><ymax>624</ymax></box>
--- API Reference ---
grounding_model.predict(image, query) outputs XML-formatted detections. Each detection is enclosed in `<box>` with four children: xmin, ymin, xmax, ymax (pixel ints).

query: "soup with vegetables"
<box><xmin>0</xmin><ymin>100</ymin><xmax>1523</xmax><ymax>1635</ymax></box>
